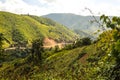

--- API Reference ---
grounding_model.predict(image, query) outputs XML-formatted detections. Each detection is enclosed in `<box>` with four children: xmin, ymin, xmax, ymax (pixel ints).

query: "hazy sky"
<box><xmin>0</xmin><ymin>0</ymin><xmax>120</xmax><ymax>16</ymax></box>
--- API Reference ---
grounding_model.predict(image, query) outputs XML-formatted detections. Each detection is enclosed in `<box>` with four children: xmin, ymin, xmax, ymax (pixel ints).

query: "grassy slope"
<box><xmin>31</xmin><ymin>30</ymin><xmax>117</xmax><ymax>80</ymax></box>
<box><xmin>0</xmin><ymin>11</ymin><xmax>78</xmax><ymax>47</ymax></box>
<box><xmin>29</xmin><ymin>15</ymin><xmax>78</xmax><ymax>42</ymax></box>
<box><xmin>0</xmin><ymin>45</ymin><xmax>96</xmax><ymax>80</ymax></box>
<box><xmin>31</xmin><ymin>45</ymin><xmax>97</xmax><ymax>79</ymax></box>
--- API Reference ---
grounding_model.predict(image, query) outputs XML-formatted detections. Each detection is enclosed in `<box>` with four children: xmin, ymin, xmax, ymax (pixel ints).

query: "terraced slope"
<box><xmin>0</xmin><ymin>11</ymin><xmax>78</xmax><ymax>47</ymax></box>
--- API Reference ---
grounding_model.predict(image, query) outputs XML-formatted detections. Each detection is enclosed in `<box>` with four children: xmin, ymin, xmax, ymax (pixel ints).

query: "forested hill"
<box><xmin>43</xmin><ymin>13</ymin><xmax>100</xmax><ymax>37</ymax></box>
<box><xmin>0</xmin><ymin>11</ymin><xmax>78</xmax><ymax>47</ymax></box>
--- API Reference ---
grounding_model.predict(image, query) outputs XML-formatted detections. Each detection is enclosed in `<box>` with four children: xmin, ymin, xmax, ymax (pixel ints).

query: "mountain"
<box><xmin>43</xmin><ymin>13</ymin><xmax>101</xmax><ymax>37</ymax></box>
<box><xmin>0</xmin><ymin>11</ymin><xmax>78</xmax><ymax>47</ymax></box>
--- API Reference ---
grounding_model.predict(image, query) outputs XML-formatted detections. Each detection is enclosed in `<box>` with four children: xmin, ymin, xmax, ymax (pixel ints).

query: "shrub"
<box><xmin>81</xmin><ymin>37</ymin><xmax>91</xmax><ymax>45</ymax></box>
<box><xmin>74</xmin><ymin>37</ymin><xmax>92</xmax><ymax>48</ymax></box>
<box><xmin>54</xmin><ymin>45</ymin><xmax>60</xmax><ymax>52</ymax></box>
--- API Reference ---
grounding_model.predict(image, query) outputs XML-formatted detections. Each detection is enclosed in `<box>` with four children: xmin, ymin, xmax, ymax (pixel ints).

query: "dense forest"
<box><xmin>0</xmin><ymin>12</ymin><xmax>120</xmax><ymax>80</ymax></box>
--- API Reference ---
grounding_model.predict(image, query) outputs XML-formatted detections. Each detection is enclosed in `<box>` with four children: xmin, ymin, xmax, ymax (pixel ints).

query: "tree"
<box><xmin>100</xmin><ymin>15</ymin><xmax>120</xmax><ymax>31</ymax></box>
<box><xmin>31</xmin><ymin>38</ymin><xmax>44</xmax><ymax>63</ymax></box>
<box><xmin>74</xmin><ymin>37</ymin><xmax>92</xmax><ymax>48</ymax></box>
<box><xmin>54</xmin><ymin>45</ymin><xmax>59</xmax><ymax>52</ymax></box>
<box><xmin>81</xmin><ymin>37</ymin><xmax>91</xmax><ymax>45</ymax></box>
<box><xmin>12</xmin><ymin>28</ymin><xmax>24</xmax><ymax>43</ymax></box>
<box><xmin>0</xmin><ymin>33</ymin><xmax>4</xmax><ymax>51</ymax></box>
<box><xmin>11</xmin><ymin>28</ymin><xmax>27</xmax><ymax>48</ymax></box>
<box><xmin>100</xmin><ymin>15</ymin><xmax>120</xmax><ymax>63</ymax></box>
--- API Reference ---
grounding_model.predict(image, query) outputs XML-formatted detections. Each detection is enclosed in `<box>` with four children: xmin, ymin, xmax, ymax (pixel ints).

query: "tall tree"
<box><xmin>31</xmin><ymin>38</ymin><xmax>44</xmax><ymax>63</ymax></box>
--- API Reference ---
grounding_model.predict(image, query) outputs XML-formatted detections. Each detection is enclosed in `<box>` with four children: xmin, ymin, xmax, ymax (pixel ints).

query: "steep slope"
<box><xmin>0</xmin><ymin>29</ymin><xmax>119</xmax><ymax>80</ymax></box>
<box><xmin>29</xmin><ymin>15</ymin><xmax>79</xmax><ymax>42</ymax></box>
<box><xmin>0</xmin><ymin>45</ymin><xmax>96</xmax><ymax>80</ymax></box>
<box><xmin>0</xmin><ymin>11</ymin><xmax>78</xmax><ymax>47</ymax></box>
<box><xmin>43</xmin><ymin>13</ymin><xmax>101</xmax><ymax>37</ymax></box>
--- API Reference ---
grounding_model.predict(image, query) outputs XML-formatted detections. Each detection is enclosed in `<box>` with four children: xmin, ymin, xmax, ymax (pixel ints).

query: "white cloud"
<box><xmin>0</xmin><ymin>0</ymin><xmax>120</xmax><ymax>16</ymax></box>
<box><xmin>0</xmin><ymin>0</ymin><xmax>51</xmax><ymax>15</ymax></box>
<box><xmin>44</xmin><ymin>0</ymin><xmax>120</xmax><ymax>16</ymax></box>
<box><xmin>43</xmin><ymin>0</ymin><xmax>56</xmax><ymax>3</ymax></box>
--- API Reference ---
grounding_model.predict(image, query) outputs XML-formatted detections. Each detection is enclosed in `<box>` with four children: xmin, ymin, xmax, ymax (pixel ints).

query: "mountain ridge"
<box><xmin>43</xmin><ymin>13</ymin><xmax>101</xmax><ymax>38</ymax></box>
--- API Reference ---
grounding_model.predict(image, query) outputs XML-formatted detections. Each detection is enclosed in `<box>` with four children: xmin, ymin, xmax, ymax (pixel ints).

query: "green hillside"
<box><xmin>0</xmin><ymin>11</ymin><xmax>78</xmax><ymax>47</ymax></box>
<box><xmin>37</xmin><ymin>30</ymin><xmax>119</xmax><ymax>80</ymax></box>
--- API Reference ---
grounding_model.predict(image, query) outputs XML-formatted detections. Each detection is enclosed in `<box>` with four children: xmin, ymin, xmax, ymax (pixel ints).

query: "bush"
<box><xmin>81</xmin><ymin>37</ymin><xmax>91</xmax><ymax>45</ymax></box>
<box><xmin>74</xmin><ymin>37</ymin><xmax>92</xmax><ymax>48</ymax></box>
<box><xmin>54</xmin><ymin>45</ymin><xmax>60</xmax><ymax>52</ymax></box>
<box><xmin>63</xmin><ymin>44</ymin><xmax>73</xmax><ymax>50</ymax></box>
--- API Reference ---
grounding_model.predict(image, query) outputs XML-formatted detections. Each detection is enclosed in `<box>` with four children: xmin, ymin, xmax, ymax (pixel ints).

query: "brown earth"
<box><xmin>43</xmin><ymin>38</ymin><xmax>65</xmax><ymax>48</ymax></box>
<box><xmin>79</xmin><ymin>53</ymin><xmax>89</xmax><ymax>64</ymax></box>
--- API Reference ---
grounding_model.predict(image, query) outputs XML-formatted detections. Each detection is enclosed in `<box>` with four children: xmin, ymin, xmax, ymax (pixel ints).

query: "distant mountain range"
<box><xmin>43</xmin><ymin>13</ymin><xmax>101</xmax><ymax>38</ymax></box>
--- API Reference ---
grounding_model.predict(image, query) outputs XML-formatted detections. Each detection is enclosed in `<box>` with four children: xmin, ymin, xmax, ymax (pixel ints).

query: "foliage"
<box><xmin>100</xmin><ymin>15</ymin><xmax>120</xmax><ymax>63</ymax></box>
<box><xmin>12</xmin><ymin>28</ymin><xmax>24</xmax><ymax>43</ymax></box>
<box><xmin>0</xmin><ymin>33</ymin><xmax>4</xmax><ymax>51</ymax></box>
<box><xmin>74</xmin><ymin>37</ymin><xmax>92</xmax><ymax>48</ymax></box>
<box><xmin>100</xmin><ymin>14</ymin><xmax>120</xmax><ymax>31</ymax></box>
<box><xmin>0</xmin><ymin>33</ymin><xmax>9</xmax><ymax>52</ymax></box>
<box><xmin>87</xmin><ymin>15</ymin><xmax>120</xmax><ymax>80</ymax></box>
<box><xmin>54</xmin><ymin>45</ymin><xmax>60</xmax><ymax>52</ymax></box>
<box><xmin>81</xmin><ymin>37</ymin><xmax>92</xmax><ymax>45</ymax></box>
<box><xmin>31</xmin><ymin>38</ymin><xmax>44</xmax><ymax>63</ymax></box>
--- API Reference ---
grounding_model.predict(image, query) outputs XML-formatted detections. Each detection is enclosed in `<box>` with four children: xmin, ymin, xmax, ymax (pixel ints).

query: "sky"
<box><xmin>0</xmin><ymin>0</ymin><xmax>120</xmax><ymax>16</ymax></box>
